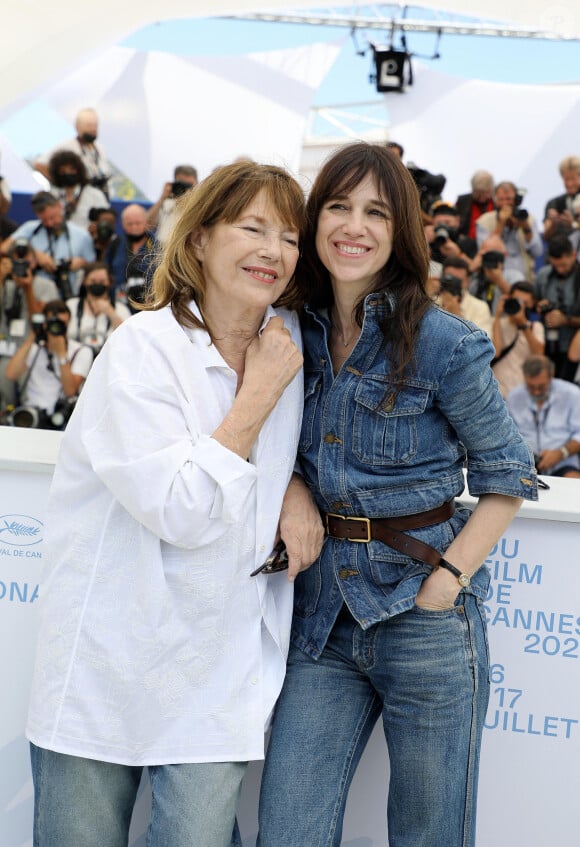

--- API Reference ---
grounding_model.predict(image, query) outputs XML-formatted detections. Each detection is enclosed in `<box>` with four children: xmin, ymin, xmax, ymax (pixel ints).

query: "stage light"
<box><xmin>372</xmin><ymin>47</ymin><xmax>411</xmax><ymax>93</ymax></box>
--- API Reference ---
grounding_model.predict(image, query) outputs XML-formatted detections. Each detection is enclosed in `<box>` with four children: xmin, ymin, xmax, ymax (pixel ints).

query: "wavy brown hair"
<box><xmin>299</xmin><ymin>142</ymin><xmax>431</xmax><ymax>386</ymax></box>
<box><xmin>142</xmin><ymin>160</ymin><xmax>306</xmax><ymax>333</ymax></box>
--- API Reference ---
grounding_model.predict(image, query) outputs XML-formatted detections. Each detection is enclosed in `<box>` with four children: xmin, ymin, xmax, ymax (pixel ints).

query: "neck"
<box><xmin>330</xmin><ymin>289</ymin><xmax>361</xmax><ymax>348</ymax></box>
<box><xmin>203</xmin><ymin>297</ymin><xmax>265</xmax><ymax>368</ymax></box>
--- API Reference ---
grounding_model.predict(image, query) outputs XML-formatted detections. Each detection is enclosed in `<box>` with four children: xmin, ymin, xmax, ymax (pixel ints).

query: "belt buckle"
<box><xmin>326</xmin><ymin>513</ymin><xmax>371</xmax><ymax>543</ymax></box>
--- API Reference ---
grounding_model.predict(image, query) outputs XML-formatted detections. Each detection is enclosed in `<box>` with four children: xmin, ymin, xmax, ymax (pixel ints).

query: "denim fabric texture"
<box><xmin>30</xmin><ymin>743</ymin><xmax>246</xmax><ymax>847</ymax></box>
<box><xmin>259</xmin><ymin>594</ymin><xmax>489</xmax><ymax>847</ymax></box>
<box><xmin>258</xmin><ymin>295</ymin><xmax>537</xmax><ymax>847</ymax></box>
<box><xmin>294</xmin><ymin>296</ymin><xmax>537</xmax><ymax>654</ymax></box>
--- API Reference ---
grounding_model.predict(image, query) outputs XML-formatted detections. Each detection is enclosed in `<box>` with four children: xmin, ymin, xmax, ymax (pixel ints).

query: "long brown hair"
<box><xmin>142</xmin><ymin>160</ymin><xmax>306</xmax><ymax>332</ymax></box>
<box><xmin>299</xmin><ymin>142</ymin><xmax>430</xmax><ymax>385</ymax></box>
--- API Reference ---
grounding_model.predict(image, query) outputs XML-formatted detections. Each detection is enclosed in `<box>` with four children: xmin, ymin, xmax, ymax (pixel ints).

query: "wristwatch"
<box><xmin>58</xmin><ymin>356</ymin><xmax>68</xmax><ymax>367</ymax></box>
<box><xmin>438</xmin><ymin>558</ymin><xmax>471</xmax><ymax>588</ymax></box>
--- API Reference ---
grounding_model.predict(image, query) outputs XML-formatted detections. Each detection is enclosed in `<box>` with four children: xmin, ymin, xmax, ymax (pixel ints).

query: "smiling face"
<box><xmin>315</xmin><ymin>173</ymin><xmax>393</xmax><ymax>297</ymax></box>
<box><xmin>194</xmin><ymin>190</ymin><xmax>299</xmax><ymax>317</ymax></box>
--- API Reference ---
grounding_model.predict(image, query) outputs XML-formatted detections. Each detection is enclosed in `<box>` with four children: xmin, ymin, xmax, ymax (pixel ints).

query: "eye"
<box><xmin>327</xmin><ymin>201</ymin><xmax>348</xmax><ymax>211</ymax></box>
<box><xmin>369</xmin><ymin>207</ymin><xmax>388</xmax><ymax>218</ymax></box>
<box><xmin>282</xmin><ymin>235</ymin><xmax>299</xmax><ymax>248</ymax></box>
<box><xmin>241</xmin><ymin>225</ymin><xmax>260</xmax><ymax>234</ymax></box>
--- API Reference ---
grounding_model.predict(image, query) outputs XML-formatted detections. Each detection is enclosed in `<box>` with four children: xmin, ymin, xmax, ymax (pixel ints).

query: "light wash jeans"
<box><xmin>30</xmin><ymin>743</ymin><xmax>246</xmax><ymax>847</ymax></box>
<box><xmin>258</xmin><ymin>594</ymin><xmax>489</xmax><ymax>847</ymax></box>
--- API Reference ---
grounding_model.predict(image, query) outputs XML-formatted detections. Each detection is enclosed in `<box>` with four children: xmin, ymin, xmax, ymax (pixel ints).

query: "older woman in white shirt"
<box><xmin>26</xmin><ymin>160</ymin><xmax>323</xmax><ymax>847</ymax></box>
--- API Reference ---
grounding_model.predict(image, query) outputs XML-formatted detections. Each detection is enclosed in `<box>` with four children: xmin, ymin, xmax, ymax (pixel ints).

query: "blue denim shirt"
<box><xmin>292</xmin><ymin>294</ymin><xmax>538</xmax><ymax>659</ymax></box>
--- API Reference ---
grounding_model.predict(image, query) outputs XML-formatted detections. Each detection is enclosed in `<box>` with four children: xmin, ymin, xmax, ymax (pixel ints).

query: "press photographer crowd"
<box><xmin>0</xmin><ymin>116</ymin><xmax>579</xmax><ymax>477</ymax></box>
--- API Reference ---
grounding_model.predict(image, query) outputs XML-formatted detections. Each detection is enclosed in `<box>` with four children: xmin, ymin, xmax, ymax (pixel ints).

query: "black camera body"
<box><xmin>7</xmin><ymin>395</ymin><xmax>76</xmax><ymax>430</ymax></box>
<box><xmin>481</xmin><ymin>250</ymin><xmax>504</xmax><ymax>270</ymax></box>
<box><xmin>433</xmin><ymin>226</ymin><xmax>451</xmax><ymax>248</ymax></box>
<box><xmin>171</xmin><ymin>180</ymin><xmax>192</xmax><ymax>198</ymax></box>
<box><xmin>54</xmin><ymin>260</ymin><xmax>73</xmax><ymax>300</ymax></box>
<box><xmin>32</xmin><ymin>313</ymin><xmax>67</xmax><ymax>345</ymax></box>
<box><xmin>538</xmin><ymin>301</ymin><xmax>557</xmax><ymax>316</ymax></box>
<box><xmin>503</xmin><ymin>297</ymin><xmax>522</xmax><ymax>316</ymax></box>
<box><xmin>407</xmin><ymin>164</ymin><xmax>446</xmax><ymax>214</ymax></box>
<box><xmin>11</xmin><ymin>258</ymin><xmax>30</xmax><ymax>277</ymax></box>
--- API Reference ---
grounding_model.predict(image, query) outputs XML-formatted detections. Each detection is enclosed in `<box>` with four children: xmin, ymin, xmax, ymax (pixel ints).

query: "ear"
<box><xmin>190</xmin><ymin>228</ymin><xmax>208</xmax><ymax>262</ymax></box>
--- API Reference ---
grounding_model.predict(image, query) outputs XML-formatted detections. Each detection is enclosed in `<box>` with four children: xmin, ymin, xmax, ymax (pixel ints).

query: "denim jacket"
<box><xmin>293</xmin><ymin>294</ymin><xmax>538</xmax><ymax>659</ymax></box>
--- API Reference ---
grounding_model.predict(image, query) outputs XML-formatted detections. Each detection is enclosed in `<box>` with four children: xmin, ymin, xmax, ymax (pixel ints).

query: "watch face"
<box><xmin>458</xmin><ymin>574</ymin><xmax>471</xmax><ymax>588</ymax></box>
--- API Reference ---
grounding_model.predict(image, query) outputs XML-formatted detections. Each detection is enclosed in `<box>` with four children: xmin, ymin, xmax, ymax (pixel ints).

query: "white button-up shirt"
<box><xmin>26</xmin><ymin>302</ymin><xmax>303</xmax><ymax>765</ymax></box>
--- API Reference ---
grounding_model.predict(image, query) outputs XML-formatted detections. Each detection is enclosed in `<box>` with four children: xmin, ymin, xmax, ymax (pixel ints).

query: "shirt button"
<box><xmin>251</xmin><ymin>677</ymin><xmax>258</xmax><ymax>685</ymax></box>
<box><xmin>339</xmin><ymin>567</ymin><xmax>359</xmax><ymax>579</ymax></box>
<box><xmin>332</xmin><ymin>501</ymin><xmax>349</xmax><ymax>510</ymax></box>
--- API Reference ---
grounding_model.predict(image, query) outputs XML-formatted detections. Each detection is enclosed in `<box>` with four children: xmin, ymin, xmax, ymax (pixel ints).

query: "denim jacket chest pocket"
<box><xmin>353</xmin><ymin>377</ymin><xmax>430</xmax><ymax>466</ymax></box>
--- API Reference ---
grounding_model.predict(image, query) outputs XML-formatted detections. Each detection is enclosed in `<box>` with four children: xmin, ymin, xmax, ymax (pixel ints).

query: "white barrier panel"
<box><xmin>1</xmin><ymin>429</ymin><xmax>578</xmax><ymax>846</ymax></box>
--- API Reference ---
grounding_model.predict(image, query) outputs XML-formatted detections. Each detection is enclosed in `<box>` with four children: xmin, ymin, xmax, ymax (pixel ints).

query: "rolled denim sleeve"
<box><xmin>437</xmin><ymin>327</ymin><xmax>538</xmax><ymax>500</ymax></box>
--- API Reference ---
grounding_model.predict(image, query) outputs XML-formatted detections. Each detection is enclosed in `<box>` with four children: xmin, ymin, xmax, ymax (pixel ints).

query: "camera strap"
<box><xmin>491</xmin><ymin>332</ymin><xmax>519</xmax><ymax>366</ymax></box>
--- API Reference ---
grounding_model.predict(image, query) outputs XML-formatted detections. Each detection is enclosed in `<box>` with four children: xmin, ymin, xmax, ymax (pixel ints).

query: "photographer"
<box><xmin>506</xmin><ymin>356</ymin><xmax>580</xmax><ymax>478</ymax></box>
<box><xmin>48</xmin><ymin>150</ymin><xmax>109</xmax><ymax>230</ymax></box>
<box><xmin>492</xmin><ymin>282</ymin><xmax>545</xmax><ymax>397</ymax></box>
<box><xmin>106</xmin><ymin>204</ymin><xmax>157</xmax><ymax>309</ymax></box>
<box><xmin>441</xmin><ymin>257</ymin><xmax>492</xmax><ymax>336</ymax></box>
<box><xmin>534</xmin><ymin>234</ymin><xmax>580</xmax><ymax>381</ymax></box>
<box><xmin>470</xmin><ymin>236</ymin><xmax>524</xmax><ymax>314</ymax></box>
<box><xmin>476</xmin><ymin>181</ymin><xmax>543</xmax><ymax>282</ymax></box>
<box><xmin>87</xmin><ymin>206</ymin><xmax>118</xmax><ymax>261</ymax></box>
<box><xmin>425</xmin><ymin>202</ymin><xmax>478</xmax><ymax>270</ymax></box>
<box><xmin>0</xmin><ymin>191</ymin><xmax>95</xmax><ymax>297</ymax></box>
<box><xmin>66</xmin><ymin>262</ymin><xmax>130</xmax><ymax>355</ymax></box>
<box><xmin>0</xmin><ymin>243</ymin><xmax>59</xmax><ymax>407</ymax></box>
<box><xmin>4</xmin><ymin>299</ymin><xmax>93</xmax><ymax>428</ymax></box>
<box><xmin>147</xmin><ymin>164</ymin><xmax>198</xmax><ymax>244</ymax></box>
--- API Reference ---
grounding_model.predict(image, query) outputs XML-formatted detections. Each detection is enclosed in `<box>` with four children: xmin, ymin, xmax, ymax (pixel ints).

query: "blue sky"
<box><xmin>2</xmin><ymin>7</ymin><xmax>579</xmax><ymax>157</ymax></box>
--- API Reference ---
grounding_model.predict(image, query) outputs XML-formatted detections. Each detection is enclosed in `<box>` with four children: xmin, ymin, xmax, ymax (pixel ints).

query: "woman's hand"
<box><xmin>415</xmin><ymin>567</ymin><xmax>461</xmax><ymax>610</ymax></box>
<box><xmin>243</xmin><ymin>317</ymin><xmax>303</xmax><ymax>405</ymax></box>
<box><xmin>279</xmin><ymin>474</ymin><xmax>325</xmax><ymax>582</ymax></box>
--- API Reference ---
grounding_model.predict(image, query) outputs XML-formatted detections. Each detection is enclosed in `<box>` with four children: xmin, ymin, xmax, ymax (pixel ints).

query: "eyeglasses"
<box><xmin>231</xmin><ymin>224</ymin><xmax>299</xmax><ymax>251</ymax></box>
<box><xmin>250</xmin><ymin>540</ymin><xmax>289</xmax><ymax>576</ymax></box>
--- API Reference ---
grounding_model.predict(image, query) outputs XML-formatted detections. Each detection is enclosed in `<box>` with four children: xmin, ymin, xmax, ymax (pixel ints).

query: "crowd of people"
<box><xmin>0</xmin><ymin>108</ymin><xmax>577</xmax><ymax>845</ymax></box>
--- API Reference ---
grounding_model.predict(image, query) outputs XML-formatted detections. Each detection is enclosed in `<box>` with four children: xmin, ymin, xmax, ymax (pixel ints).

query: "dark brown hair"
<box><xmin>298</xmin><ymin>142</ymin><xmax>430</xmax><ymax>386</ymax></box>
<box><xmin>143</xmin><ymin>160</ymin><xmax>306</xmax><ymax>332</ymax></box>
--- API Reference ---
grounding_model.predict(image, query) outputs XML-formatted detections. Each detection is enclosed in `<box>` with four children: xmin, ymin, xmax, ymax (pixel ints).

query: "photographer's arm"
<box><xmin>46</xmin><ymin>334</ymin><xmax>84</xmax><ymax>398</ymax></box>
<box><xmin>147</xmin><ymin>183</ymin><xmax>172</xmax><ymax>229</ymax></box>
<box><xmin>5</xmin><ymin>332</ymin><xmax>35</xmax><ymax>381</ymax></box>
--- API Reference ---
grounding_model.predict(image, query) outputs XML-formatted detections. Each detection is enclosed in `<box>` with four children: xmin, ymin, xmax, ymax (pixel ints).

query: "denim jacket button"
<box><xmin>339</xmin><ymin>568</ymin><xmax>359</xmax><ymax>579</ymax></box>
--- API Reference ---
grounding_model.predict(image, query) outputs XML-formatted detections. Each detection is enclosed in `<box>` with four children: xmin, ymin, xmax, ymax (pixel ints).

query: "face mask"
<box><xmin>57</xmin><ymin>173</ymin><xmax>79</xmax><ymax>187</ymax></box>
<box><xmin>86</xmin><ymin>283</ymin><xmax>108</xmax><ymax>298</ymax></box>
<box><xmin>80</xmin><ymin>132</ymin><xmax>97</xmax><ymax>143</ymax></box>
<box><xmin>125</xmin><ymin>231</ymin><xmax>146</xmax><ymax>243</ymax></box>
<box><xmin>96</xmin><ymin>222</ymin><xmax>114</xmax><ymax>241</ymax></box>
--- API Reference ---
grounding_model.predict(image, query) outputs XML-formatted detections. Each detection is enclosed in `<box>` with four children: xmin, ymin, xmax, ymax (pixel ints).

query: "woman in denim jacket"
<box><xmin>257</xmin><ymin>143</ymin><xmax>538</xmax><ymax>847</ymax></box>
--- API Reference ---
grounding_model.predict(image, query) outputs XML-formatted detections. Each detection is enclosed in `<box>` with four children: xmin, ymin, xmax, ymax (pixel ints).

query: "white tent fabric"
<box><xmin>0</xmin><ymin>131</ymin><xmax>41</xmax><ymax>194</ymax></box>
<box><xmin>385</xmin><ymin>62</ymin><xmax>580</xmax><ymax>220</ymax></box>
<box><xmin>2</xmin><ymin>2</ymin><xmax>579</xmax><ymax>115</ymax></box>
<box><xmin>37</xmin><ymin>41</ymin><xmax>341</xmax><ymax>198</ymax></box>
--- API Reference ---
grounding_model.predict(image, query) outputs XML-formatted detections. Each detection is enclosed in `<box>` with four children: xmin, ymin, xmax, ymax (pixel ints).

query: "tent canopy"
<box><xmin>2</xmin><ymin>1</ymin><xmax>579</xmax><ymax>114</ymax></box>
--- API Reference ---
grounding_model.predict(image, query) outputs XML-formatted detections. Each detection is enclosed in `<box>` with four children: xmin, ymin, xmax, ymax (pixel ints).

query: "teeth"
<box><xmin>337</xmin><ymin>244</ymin><xmax>368</xmax><ymax>255</ymax></box>
<box><xmin>252</xmin><ymin>270</ymin><xmax>276</xmax><ymax>280</ymax></box>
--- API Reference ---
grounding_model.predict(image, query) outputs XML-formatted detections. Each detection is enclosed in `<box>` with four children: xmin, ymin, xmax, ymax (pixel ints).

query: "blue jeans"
<box><xmin>30</xmin><ymin>743</ymin><xmax>246</xmax><ymax>847</ymax></box>
<box><xmin>258</xmin><ymin>595</ymin><xmax>489</xmax><ymax>847</ymax></box>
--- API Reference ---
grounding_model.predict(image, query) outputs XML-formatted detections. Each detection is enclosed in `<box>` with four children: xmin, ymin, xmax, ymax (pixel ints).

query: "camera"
<box><xmin>511</xmin><ymin>190</ymin><xmax>528</xmax><ymax>222</ymax></box>
<box><xmin>12</xmin><ymin>258</ymin><xmax>30</xmax><ymax>277</ymax></box>
<box><xmin>5</xmin><ymin>395</ymin><xmax>77</xmax><ymax>430</ymax></box>
<box><xmin>11</xmin><ymin>238</ymin><xmax>31</xmax><ymax>277</ymax></box>
<box><xmin>171</xmin><ymin>180</ymin><xmax>192</xmax><ymax>198</ymax></box>
<box><xmin>54</xmin><ymin>260</ymin><xmax>73</xmax><ymax>300</ymax></box>
<box><xmin>32</xmin><ymin>312</ymin><xmax>67</xmax><ymax>344</ymax></box>
<box><xmin>513</xmin><ymin>208</ymin><xmax>529</xmax><ymax>222</ymax></box>
<box><xmin>537</xmin><ymin>301</ymin><xmax>557</xmax><ymax>316</ymax></box>
<box><xmin>503</xmin><ymin>297</ymin><xmax>522</xmax><ymax>316</ymax></box>
<box><xmin>433</xmin><ymin>226</ymin><xmax>453</xmax><ymax>248</ymax></box>
<box><xmin>481</xmin><ymin>250</ymin><xmax>503</xmax><ymax>270</ymax></box>
<box><xmin>407</xmin><ymin>164</ymin><xmax>446</xmax><ymax>214</ymax></box>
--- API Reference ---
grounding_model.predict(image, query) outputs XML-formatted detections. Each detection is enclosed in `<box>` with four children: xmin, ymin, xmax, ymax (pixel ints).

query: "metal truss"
<box><xmin>223</xmin><ymin>7</ymin><xmax>578</xmax><ymax>41</ymax></box>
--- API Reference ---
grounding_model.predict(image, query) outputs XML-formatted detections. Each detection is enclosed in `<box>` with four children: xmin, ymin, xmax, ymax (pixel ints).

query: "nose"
<box><xmin>257</xmin><ymin>231</ymin><xmax>282</xmax><ymax>259</ymax></box>
<box><xmin>341</xmin><ymin>208</ymin><xmax>366</xmax><ymax>235</ymax></box>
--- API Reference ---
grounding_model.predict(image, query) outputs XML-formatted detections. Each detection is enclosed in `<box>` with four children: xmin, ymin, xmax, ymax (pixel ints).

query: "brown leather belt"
<box><xmin>324</xmin><ymin>500</ymin><xmax>455</xmax><ymax>569</ymax></box>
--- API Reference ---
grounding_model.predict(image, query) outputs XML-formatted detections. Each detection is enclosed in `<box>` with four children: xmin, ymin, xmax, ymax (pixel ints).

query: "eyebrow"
<box><xmin>238</xmin><ymin>213</ymin><xmax>298</xmax><ymax>232</ymax></box>
<box><xmin>328</xmin><ymin>193</ymin><xmax>390</xmax><ymax>209</ymax></box>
